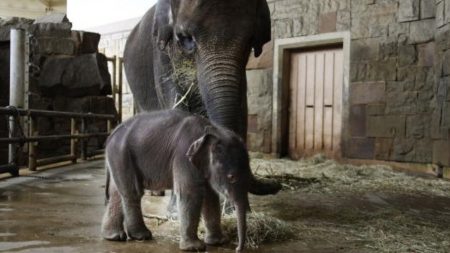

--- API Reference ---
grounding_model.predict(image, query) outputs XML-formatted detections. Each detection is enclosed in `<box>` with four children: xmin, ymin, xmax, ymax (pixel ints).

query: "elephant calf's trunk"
<box><xmin>235</xmin><ymin>199</ymin><xmax>248</xmax><ymax>252</ymax></box>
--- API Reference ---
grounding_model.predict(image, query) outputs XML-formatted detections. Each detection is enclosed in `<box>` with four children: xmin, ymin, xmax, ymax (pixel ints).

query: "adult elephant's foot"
<box><xmin>102</xmin><ymin>227</ymin><xmax>127</xmax><ymax>241</ymax></box>
<box><xmin>249</xmin><ymin>177</ymin><xmax>282</xmax><ymax>195</ymax></box>
<box><xmin>180</xmin><ymin>238</ymin><xmax>206</xmax><ymax>251</ymax></box>
<box><xmin>126</xmin><ymin>226</ymin><xmax>153</xmax><ymax>241</ymax></box>
<box><xmin>205</xmin><ymin>234</ymin><xmax>228</xmax><ymax>246</ymax></box>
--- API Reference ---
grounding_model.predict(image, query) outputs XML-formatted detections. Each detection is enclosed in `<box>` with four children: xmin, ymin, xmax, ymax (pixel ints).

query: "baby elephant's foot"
<box><xmin>205</xmin><ymin>234</ymin><xmax>228</xmax><ymax>246</ymax></box>
<box><xmin>180</xmin><ymin>238</ymin><xmax>206</xmax><ymax>251</ymax></box>
<box><xmin>127</xmin><ymin>227</ymin><xmax>152</xmax><ymax>241</ymax></box>
<box><xmin>102</xmin><ymin>228</ymin><xmax>127</xmax><ymax>241</ymax></box>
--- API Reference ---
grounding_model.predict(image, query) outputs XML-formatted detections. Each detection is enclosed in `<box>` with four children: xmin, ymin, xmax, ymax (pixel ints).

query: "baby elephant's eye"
<box><xmin>227</xmin><ymin>173</ymin><xmax>237</xmax><ymax>184</ymax></box>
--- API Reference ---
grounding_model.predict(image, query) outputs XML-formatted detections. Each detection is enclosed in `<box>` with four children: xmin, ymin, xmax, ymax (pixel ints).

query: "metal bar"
<box><xmin>70</xmin><ymin>118</ymin><xmax>77</xmax><ymax>163</ymax></box>
<box><xmin>107</xmin><ymin>119</ymin><xmax>112</xmax><ymax>133</ymax></box>
<box><xmin>112</xmin><ymin>56</ymin><xmax>117</xmax><ymax>106</ymax></box>
<box><xmin>0</xmin><ymin>107</ymin><xmax>116</xmax><ymax>119</ymax></box>
<box><xmin>0</xmin><ymin>133</ymin><xmax>110</xmax><ymax>144</ymax></box>
<box><xmin>80</xmin><ymin>119</ymin><xmax>87</xmax><ymax>160</ymax></box>
<box><xmin>28</xmin><ymin>116</ymin><xmax>37</xmax><ymax>171</ymax></box>
<box><xmin>36</xmin><ymin>155</ymin><xmax>77</xmax><ymax>167</ymax></box>
<box><xmin>9</xmin><ymin>29</ymin><xmax>26</xmax><ymax>167</ymax></box>
<box><xmin>9</xmin><ymin>29</ymin><xmax>25</xmax><ymax>109</ymax></box>
<box><xmin>8</xmin><ymin>114</ymin><xmax>16</xmax><ymax>164</ymax></box>
<box><xmin>118</xmin><ymin>57</ymin><xmax>123</xmax><ymax>123</ymax></box>
<box><xmin>89</xmin><ymin>149</ymin><xmax>105</xmax><ymax>157</ymax></box>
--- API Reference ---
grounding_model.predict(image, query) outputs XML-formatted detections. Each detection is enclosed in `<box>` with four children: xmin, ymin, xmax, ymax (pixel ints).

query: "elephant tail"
<box><xmin>104</xmin><ymin>158</ymin><xmax>111</xmax><ymax>205</ymax></box>
<box><xmin>248</xmin><ymin>175</ymin><xmax>282</xmax><ymax>195</ymax></box>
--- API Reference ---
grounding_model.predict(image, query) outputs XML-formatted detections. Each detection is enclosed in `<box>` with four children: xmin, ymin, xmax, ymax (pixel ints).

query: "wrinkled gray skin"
<box><xmin>123</xmin><ymin>0</ymin><xmax>280</xmax><ymax>198</ymax></box>
<box><xmin>102</xmin><ymin>110</ymin><xmax>253</xmax><ymax>252</ymax></box>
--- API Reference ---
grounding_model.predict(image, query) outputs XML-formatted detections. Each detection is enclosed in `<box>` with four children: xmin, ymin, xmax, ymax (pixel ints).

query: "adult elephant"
<box><xmin>124</xmin><ymin>0</ymin><xmax>279</xmax><ymax>196</ymax></box>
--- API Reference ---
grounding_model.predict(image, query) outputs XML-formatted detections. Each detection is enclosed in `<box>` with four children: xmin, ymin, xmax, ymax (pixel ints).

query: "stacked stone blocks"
<box><xmin>0</xmin><ymin>15</ymin><xmax>117</xmax><ymax>164</ymax></box>
<box><xmin>245</xmin><ymin>0</ymin><xmax>449</xmax><ymax>165</ymax></box>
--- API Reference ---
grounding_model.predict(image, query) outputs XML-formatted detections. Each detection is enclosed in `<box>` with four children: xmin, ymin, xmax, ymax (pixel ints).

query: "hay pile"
<box><xmin>218</xmin><ymin>212</ymin><xmax>296</xmax><ymax>249</ymax></box>
<box><xmin>252</xmin><ymin>154</ymin><xmax>450</xmax><ymax>197</ymax></box>
<box><xmin>144</xmin><ymin>156</ymin><xmax>450</xmax><ymax>252</ymax></box>
<box><xmin>150</xmin><ymin>212</ymin><xmax>297</xmax><ymax>249</ymax></box>
<box><xmin>248</xmin><ymin>155</ymin><xmax>450</xmax><ymax>253</ymax></box>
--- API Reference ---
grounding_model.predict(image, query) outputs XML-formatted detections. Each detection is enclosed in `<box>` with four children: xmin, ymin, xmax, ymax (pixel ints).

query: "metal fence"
<box><xmin>0</xmin><ymin>28</ymin><xmax>121</xmax><ymax>177</ymax></box>
<box><xmin>0</xmin><ymin>107</ymin><xmax>116</xmax><ymax>176</ymax></box>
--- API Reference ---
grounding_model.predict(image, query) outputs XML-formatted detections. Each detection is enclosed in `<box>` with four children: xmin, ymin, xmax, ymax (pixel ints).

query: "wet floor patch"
<box><xmin>0</xmin><ymin>241</ymin><xmax>50</xmax><ymax>252</ymax></box>
<box><xmin>1</xmin><ymin>158</ymin><xmax>450</xmax><ymax>252</ymax></box>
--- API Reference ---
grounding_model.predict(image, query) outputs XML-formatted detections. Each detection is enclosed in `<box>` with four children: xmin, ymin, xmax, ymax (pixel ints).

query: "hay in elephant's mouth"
<box><xmin>217</xmin><ymin>212</ymin><xmax>297</xmax><ymax>249</ymax></box>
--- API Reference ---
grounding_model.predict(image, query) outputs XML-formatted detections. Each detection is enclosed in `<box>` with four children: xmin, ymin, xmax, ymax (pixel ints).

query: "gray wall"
<box><xmin>246</xmin><ymin>0</ymin><xmax>450</xmax><ymax>165</ymax></box>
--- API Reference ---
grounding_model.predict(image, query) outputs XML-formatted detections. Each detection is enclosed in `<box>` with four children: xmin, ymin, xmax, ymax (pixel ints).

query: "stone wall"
<box><xmin>0</xmin><ymin>15</ymin><xmax>117</xmax><ymax>164</ymax></box>
<box><xmin>246</xmin><ymin>0</ymin><xmax>450</xmax><ymax>165</ymax></box>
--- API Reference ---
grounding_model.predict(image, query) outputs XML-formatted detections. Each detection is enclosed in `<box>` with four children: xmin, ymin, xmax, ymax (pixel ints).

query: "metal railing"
<box><xmin>107</xmin><ymin>56</ymin><xmax>124</xmax><ymax>123</ymax></box>
<box><xmin>0</xmin><ymin>107</ymin><xmax>116</xmax><ymax>176</ymax></box>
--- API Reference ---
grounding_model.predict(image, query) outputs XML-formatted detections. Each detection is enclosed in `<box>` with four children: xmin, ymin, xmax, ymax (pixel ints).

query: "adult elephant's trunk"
<box><xmin>196</xmin><ymin>51</ymin><xmax>282</xmax><ymax>196</ymax></box>
<box><xmin>197</xmin><ymin>53</ymin><xmax>247</xmax><ymax>138</ymax></box>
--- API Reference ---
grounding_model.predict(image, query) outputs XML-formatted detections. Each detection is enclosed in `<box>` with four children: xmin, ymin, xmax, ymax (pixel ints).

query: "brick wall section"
<box><xmin>245</xmin><ymin>0</ymin><xmax>450</xmax><ymax>164</ymax></box>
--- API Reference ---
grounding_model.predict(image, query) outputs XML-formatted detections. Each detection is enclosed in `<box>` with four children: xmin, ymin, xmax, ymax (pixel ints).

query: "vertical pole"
<box><xmin>118</xmin><ymin>57</ymin><xmax>123</xmax><ymax>123</ymax></box>
<box><xmin>23</xmin><ymin>31</ymin><xmax>30</xmax><ymax>154</ymax></box>
<box><xmin>81</xmin><ymin>118</ymin><xmax>87</xmax><ymax>160</ymax></box>
<box><xmin>107</xmin><ymin>119</ymin><xmax>112</xmax><ymax>134</ymax></box>
<box><xmin>9</xmin><ymin>29</ymin><xmax>26</xmax><ymax>170</ymax></box>
<box><xmin>70</xmin><ymin>118</ymin><xmax>77</xmax><ymax>163</ymax></box>
<box><xmin>112</xmin><ymin>56</ymin><xmax>117</xmax><ymax>107</ymax></box>
<box><xmin>28</xmin><ymin>116</ymin><xmax>36</xmax><ymax>171</ymax></box>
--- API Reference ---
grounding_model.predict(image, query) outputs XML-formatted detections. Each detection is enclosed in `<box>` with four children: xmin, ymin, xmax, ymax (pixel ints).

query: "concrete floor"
<box><xmin>1</xmin><ymin>159</ymin><xmax>450</xmax><ymax>253</ymax></box>
<box><xmin>0</xmin><ymin>160</ymin><xmax>299</xmax><ymax>253</ymax></box>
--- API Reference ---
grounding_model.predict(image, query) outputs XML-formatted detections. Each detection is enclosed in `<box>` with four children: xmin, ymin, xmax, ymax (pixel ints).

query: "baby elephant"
<box><xmin>101</xmin><ymin>110</ymin><xmax>259</xmax><ymax>252</ymax></box>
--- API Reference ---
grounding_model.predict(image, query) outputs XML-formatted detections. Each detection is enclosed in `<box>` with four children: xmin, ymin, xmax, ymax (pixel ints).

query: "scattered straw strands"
<box><xmin>214</xmin><ymin>212</ymin><xmax>297</xmax><ymax>249</ymax></box>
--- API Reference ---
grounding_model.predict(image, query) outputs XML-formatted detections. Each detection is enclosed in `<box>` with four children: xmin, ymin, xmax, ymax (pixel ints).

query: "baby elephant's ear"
<box><xmin>186</xmin><ymin>135</ymin><xmax>209</xmax><ymax>162</ymax></box>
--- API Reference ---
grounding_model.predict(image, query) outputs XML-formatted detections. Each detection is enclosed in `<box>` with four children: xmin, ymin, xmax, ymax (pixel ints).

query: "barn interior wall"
<box><xmin>247</xmin><ymin>0</ymin><xmax>450</xmax><ymax>165</ymax></box>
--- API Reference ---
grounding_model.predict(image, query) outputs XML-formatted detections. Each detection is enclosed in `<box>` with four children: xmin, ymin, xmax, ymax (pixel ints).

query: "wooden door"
<box><xmin>288</xmin><ymin>47</ymin><xmax>343</xmax><ymax>159</ymax></box>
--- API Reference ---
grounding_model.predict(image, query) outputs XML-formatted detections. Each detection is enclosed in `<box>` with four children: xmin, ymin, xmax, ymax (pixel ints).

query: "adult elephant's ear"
<box><xmin>252</xmin><ymin>0</ymin><xmax>271</xmax><ymax>57</ymax></box>
<box><xmin>153</xmin><ymin>0</ymin><xmax>173</xmax><ymax>50</ymax></box>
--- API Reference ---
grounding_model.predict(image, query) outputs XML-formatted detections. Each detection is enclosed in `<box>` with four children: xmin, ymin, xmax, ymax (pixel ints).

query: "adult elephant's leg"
<box><xmin>101</xmin><ymin>180</ymin><xmax>126</xmax><ymax>241</ymax></box>
<box><xmin>202</xmin><ymin>186</ymin><xmax>227</xmax><ymax>246</ymax></box>
<box><xmin>123</xmin><ymin>7</ymin><xmax>160</xmax><ymax>112</ymax></box>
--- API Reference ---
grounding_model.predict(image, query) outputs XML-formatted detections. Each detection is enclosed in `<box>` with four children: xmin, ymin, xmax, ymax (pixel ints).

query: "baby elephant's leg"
<box><xmin>101</xmin><ymin>180</ymin><xmax>126</xmax><ymax>241</ymax></box>
<box><xmin>111</xmin><ymin>159</ymin><xmax>152</xmax><ymax>240</ymax></box>
<box><xmin>202</xmin><ymin>186</ymin><xmax>227</xmax><ymax>246</ymax></box>
<box><xmin>177</xmin><ymin>190</ymin><xmax>206</xmax><ymax>251</ymax></box>
<box><xmin>121</xmin><ymin>193</ymin><xmax>152</xmax><ymax>240</ymax></box>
